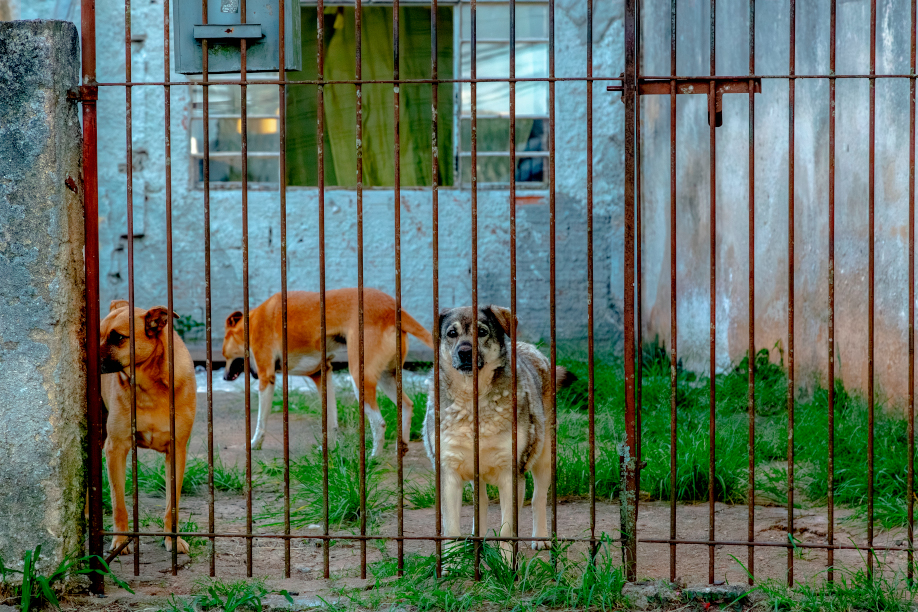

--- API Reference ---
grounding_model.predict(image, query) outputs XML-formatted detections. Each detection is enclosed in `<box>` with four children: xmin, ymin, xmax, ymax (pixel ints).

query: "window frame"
<box><xmin>189</xmin><ymin>0</ymin><xmax>550</xmax><ymax>192</ymax></box>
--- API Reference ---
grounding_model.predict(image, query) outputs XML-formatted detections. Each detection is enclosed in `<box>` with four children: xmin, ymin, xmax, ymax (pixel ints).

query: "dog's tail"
<box><xmin>555</xmin><ymin>367</ymin><xmax>577</xmax><ymax>389</ymax></box>
<box><xmin>399</xmin><ymin>311</ymin><xmax>436</xmax><ymax>349</ymax></box>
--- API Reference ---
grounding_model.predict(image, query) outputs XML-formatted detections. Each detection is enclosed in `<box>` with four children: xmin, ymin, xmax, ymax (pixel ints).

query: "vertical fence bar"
<box><xmin>124</xmin><ymin>0</ymin><xmax>141</xmax><ymax>577</ymax></box>
<box><xmin>668</xmin><ymin>0</ymin><xmax>677</xmax><ymax>584</ymax></box>
<box><xmin>509</xmin><ymin>0</ymin><xmax>520</xmax><ymax>569</ymax></box>
<box><xmin>431</xmin><ymin>0</ymin><xmax>442</xmax><ymax>577</ymax></box>
<box><xmin>867</xmin><ymin>0</ymin><xmax>876</xmax><ymax>579</ymax></box>
<box><xmin>163</xmin><ymin>0</ymin><xmax>178</xmax><ymax>577</ymax></box>
<box><xmin>316</xmin><ymin>0</ymin><xmax>330</xmax><ymax>581</ymax></box>
<box><xmin>909</xmin><ymin>0</ymin><xmax>917</xmax><ymax>585</ymax></box>
<box><xmin>747</xmin><ymin>0</ymin><xmax>755</xmax><ymax>586</ymax></box>
<box><xmin>240</xmin><ymin>0</ymin><xmax>253</xmax><ymax>578</ymax></box>
<box><xmin>470</xmin><ymin>0</ymin><xmax>481</xmax><ymax>578</ymax></box>
<box><xmin>201</xmin><ymin>0</ymin><xmax>216</xmax><ymax>578</ymax></box>
<box><xmin>393</xmin><ymin>0</ymin><xmax>405</xmax><ymax>576</ymax></box>
<box><xmin>548</xmin><ymin>0</ymin><xmax>558</xmax><ymax>556</ymax></box>
<box><xmin>707</xmin><ymin>0</ymin><xmax>716</xmax><ymax>586</ymax></box>
<box><xmin>355</xmin><ymin>0</ymin><xmax>368</xmax><ymax>580</ymax></box>
<box><xmin>279</xmin><ymin>0</ymin><xmax>291</xmax><ymax>579</ymax></box>
<box><xmin>634</xmin><ymin>0</ymin><xmax>642</xmax><ymax>517</ymax></box>
<box><xmin>786</xmin><ymin>0</ymin><xmax>795</xmax><ymax>588</ymax></box>
<box><xmin>82</xmin><ymin>0</ymin><xmax>103</xmax><ymax>591</ymax></box>
<box><xmin>586</xmin><ymin>0</ymin><xmax>596</xmax><ymax>563</ymax></box>
<box><xmin>623</xmin><ymin>0</ymin><xmax>638</xmax><ymax>583</ymax></box>
<box><xmin>827</xmin><ymin>0</ymin><xmax>836</xmax><ymax>583</ymax></box>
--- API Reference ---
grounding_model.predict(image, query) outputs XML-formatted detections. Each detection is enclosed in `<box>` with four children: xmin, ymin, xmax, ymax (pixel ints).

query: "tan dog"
<box><xmin>222</xmin><ymin>288</ymin><xmax>434</xmax><ymax>456</ymax></box>
<box><xmin>423</xmin><ymin>305</ymin><xmax>574</xmax><ymax>560</ymax></box>
<box><xmin>100</xmin><ymin>301</ymin><xmax>197</xmax><ymax>555</ymax></box>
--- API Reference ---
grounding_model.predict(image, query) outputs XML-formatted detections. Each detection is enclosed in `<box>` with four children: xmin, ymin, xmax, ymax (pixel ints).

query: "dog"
<box><xmin>222</xmin><ymin>288</ymin><xmax>435</xmax><ymax>456</ymax></box>
<box><xmin>100</xmin><ymin>300</ymin><xmax>197</xmax><ymax>555</ymax></box>
<box><xmin>422</xmin><ymin>305</ymin><xmax>574</xmax><ymax>559</ymax></box>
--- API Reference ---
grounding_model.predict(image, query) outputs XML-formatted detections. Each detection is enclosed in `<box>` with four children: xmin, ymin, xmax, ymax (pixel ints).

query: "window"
<box><xmin>189</xmin><ymin>2</ymin><xmax>548</xmax><ymax>188</ymax></box>
<box><xmin>190</xmin><ymin>75</ymin><xmax>281</xmax><ymax>185</ymax></box>
<box><xmin>458</xmin><ymin>1</ymin><xmax>549</xmax><ymax>187</ymax></box>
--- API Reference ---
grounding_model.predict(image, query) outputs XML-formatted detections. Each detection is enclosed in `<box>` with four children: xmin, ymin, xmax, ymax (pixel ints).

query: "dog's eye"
<box><xmin>446</xmin><ymin>328</ymin><xmax>458</xmax><ymax>338</ymax></box>
<box><xmin>477</xmin><ymin>325</ymin><xmax>488</xmax><ymax>337</ymax></box>
<box><xmin>109</xmin><ymin>331</ymin><xmax>126</xmax><ymax>344</ymax></box>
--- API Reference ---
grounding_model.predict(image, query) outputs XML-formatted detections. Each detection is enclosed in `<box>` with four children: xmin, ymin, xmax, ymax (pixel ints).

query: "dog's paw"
<box><xmin>530</xmin><ymin>539</ymin><xmax>551</xmax><ymax>551</ymax></box>
<box><xmin>251</xmin><ymin>436</ymin><xmax>264</xmax><ymax>451</ymax></box>
<box><xmin>164</xmin><ymin>536</ymin><xmax>190</xmax><ymax>554</ymax></box>
<box><xmin>109</xmin><ymin>537</ymin><xmax>132</xmax><ymax>556</ymax></box>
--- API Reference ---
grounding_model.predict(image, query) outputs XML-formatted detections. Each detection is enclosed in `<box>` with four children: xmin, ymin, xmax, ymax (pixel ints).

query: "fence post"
<box><xmin>0</xmin><ymin>20</ymin><xmax>86</xmax><ymax>573</ymax></box>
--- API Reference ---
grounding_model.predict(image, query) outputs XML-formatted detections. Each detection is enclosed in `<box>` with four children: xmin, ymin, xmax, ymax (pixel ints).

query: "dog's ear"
<box><xmin>485</xmin><ymin>305</ymin><xmax>517</xmax><ymax>337</ymax></box>
<box><xmin>437</xmin><ymin>308</ymin><xmax>453</xmax><ymax>338</ymax></box>
<box><xmin>143</xmin><ymin>306</ymin><xmax>176</xmax><ymax>338</ymax></box>
<box><xmin>226</xmin><ymin>311</ymin><xmax>244</xmax><ymax>329</ymax></box>
<box><xmin>109</xmin><ymin>299</ymin><xmax>129</xmax><ymax>312</ymax></box>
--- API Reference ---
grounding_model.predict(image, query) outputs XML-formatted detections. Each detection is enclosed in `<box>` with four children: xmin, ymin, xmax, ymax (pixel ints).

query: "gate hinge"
<box><xmin>68</xmin><ymin>85</ymin><xmax>99</xmax><ymax>102</ymax></box>
<box><xmin>608</xmin><ymin>77</ymin><xmax>762</xmax><ymax>127</ymax></box>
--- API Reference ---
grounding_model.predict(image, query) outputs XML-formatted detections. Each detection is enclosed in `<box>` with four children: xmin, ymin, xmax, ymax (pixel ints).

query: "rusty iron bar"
<box><xmin>622</xmin><ymin>0</ymin><xmax>638</xmax><ymax>583</ymax></box>
<box><xmin>827</xmin><ymin>0</ymin><xmax>836</xmax><ymax>583</ymax></box>
<box><xmin>634</xmin><ymin>0</ymin><xmax>642</xmax><ymax>524</ymax></box>
<box><xmin>868</xmin><ymin>0</ymin><xmax>877</xmax><ymax>579</ymax></box>
<box><xmin>709</xmin><ymin>29</ymin><xmax>722</xmax><ymax>600</ymax></box>
<box><xmin>668</xmin><ymin>0</ymin><xmax>677</xmax><ymax>584</ymax></box>
<box><xmin>393</xmin><ymin>0</ymin><xmax>406</xmax><ymax>576</ymax></box>
<box><xmin>163</xmin><ymin>0</ymin><xmax>178</xmax><ymax>578</ymax></box>
<box><xmin>910</xmin><ymin>0</ymin><xmax>917</xmax><ymax>585</ymax></box>
<box><xmin>201</xmin><ymin>0</ymin><xmax>216</xmax><ymax>577</ymax></box>
<box><xmin>355</xmin><ymin>0</ymin><xmax>368</xmax><ymax>580</ymax></box>
<box><xmin>240</xmin><ymin>0</ymin><xmax>253</xmax><ymax>577</ymax></box>
<box><xmin>586</xmin><ymin>0</ymin><xmax>596</xmax><ymax>564</ymax></box>
<box><xmin>787</xmin><ymin>0</ymin><xmax>795</xmax><ymax>588</ymax></box>
<box><xmin>105</xmin><ymin>530</ymin><xmax>615</xmax><ymax>543</ymax></box>
<box><xmin>316</xmin><ymin>0</ymin><xmax>331</xmax><ymax>581</ymax></box>
<box><xmin>747</xmin><ymin>0</ymin><xmax>755</xmax><ymax>586</ymax></box>
<box><xmin>124</xmin><ymin>0</ymin><xmax>141</xmax><ymax>577</ymax></box>
<box><xmin>279</xmin><ymin>0</ymin><xmax>291</xmax><ymax>580</ymax></box>
<box><xmin>470</xmin><ymin>0</ymin><xmax>482</xmax><ymax>579</ymax></box>
<box><xmin>510</xmin><ymin>0</ymin><xmax>521</xmax><ymax>570</ymax></box>
<box><xmin>431</xmin><ymin>0</ymin><xmax>442</xmax><ymax>578</ymax></box>
<box><xmin>548</xmin><ymin>0</ymin><xmax>558</xmax><ymax>564</ymax></box>
<box><xmin>82</xmin><ymin>0</ymin><xmax>103</xmax><ymax>590</ymax></box>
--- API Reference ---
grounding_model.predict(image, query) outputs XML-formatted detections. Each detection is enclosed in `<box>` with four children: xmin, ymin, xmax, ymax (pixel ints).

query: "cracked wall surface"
<box><xmin>0</xmin><ymin>20</ymin><xmax>86</xmax><ymax>570</ymax></box>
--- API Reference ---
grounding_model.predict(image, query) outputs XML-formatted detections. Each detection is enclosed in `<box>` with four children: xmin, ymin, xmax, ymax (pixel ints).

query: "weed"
<box><xmin>192</xmin><ymin>578</ymin><xmax>292</xmax><ymax>612</ymax></box>
<box><xmin>173</xmin><ymin>315</ymin><xmax>206</xmax><ymax>343</ymax></box>
<box><xmin>0</xmin><ymin>546</ymin><xmax>133</xmax><ymax>612</ymax></box>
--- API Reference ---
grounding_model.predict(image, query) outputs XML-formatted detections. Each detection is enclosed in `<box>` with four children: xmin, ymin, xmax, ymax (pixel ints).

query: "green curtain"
<box><xmin>286</xmin><ymin>6</ymin><xmax>453</xmax><ymax>187</ymax></box>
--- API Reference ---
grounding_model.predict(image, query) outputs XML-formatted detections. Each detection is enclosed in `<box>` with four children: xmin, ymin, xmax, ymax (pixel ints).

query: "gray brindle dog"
<box><xmin>422</xmin><ymin>305</ymin><xmax>574</xmax><ymax>558</ymax></box>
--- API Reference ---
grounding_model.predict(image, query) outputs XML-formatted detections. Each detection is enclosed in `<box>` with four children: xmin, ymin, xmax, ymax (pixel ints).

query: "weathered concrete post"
<box><xmin>0</xmin><ymin>21</ymin><xmax>86</xmax><ymax>570</ymax></box>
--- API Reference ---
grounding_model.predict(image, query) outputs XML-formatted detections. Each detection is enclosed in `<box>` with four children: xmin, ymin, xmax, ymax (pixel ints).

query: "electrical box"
<box><xmin>173</xmin><ymin>0</ymin><xmax>302</xmax><ymax>74</ymax></box>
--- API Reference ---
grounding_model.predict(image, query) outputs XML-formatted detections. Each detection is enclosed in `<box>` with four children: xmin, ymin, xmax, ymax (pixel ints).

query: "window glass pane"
<box><xmin>461</xmin><ymin>82</ymin><xmax>510</xmax><ymax>116</ymax></box>
<box><xmin>460</xmin><ymin>155</ymin><xmax>511</xmax><ymax>184</ymax></box>
<box><xmin>460</xmin><ymin>118</ymin><xmax>548</xmax><ymax>153</ymax></box>
<box><xmin>514</xmin><ymin>156</ymin><xmax>545</xmax><ymax>183</ymax></box>
<box><xmin>192</xmin><ymin>84</ymin><xmax>240</xmax><ymax>115</ymax></box>
<box><xmin>460</xmin><ymin>42</ymin><xmax>509</xmax><ymax>78</ymax></box>
<box><xmin>190</xmin><ymin>118</ymin><xmax>279</xmax><ymax>154</ymax></box>
<box><xmin>195</xmin><ymin>156</ymin><xmax>279</xmax><ymax>183</ymax></box>
<box><xmin>516</xmin><ymin>81</ymin><xmax>548</xmax><ymax>115</ymax></box>
<box><xmin>461</xmin><ymin>4</ymin><xmax>510</xmax><ymax>40</ymax></box>
<box><xmin>516</xmin><ymin>118</ymin><xmax>547</xmax><ymax>151</ymax></box>
<box><xmin>516</xmin><ymin>4</ymin><xmax>548</xmax><ymax>39</ymax></box>
<box><xmin>516</xmin><ymin>42</ymin><xmax>548</xmax><ymax>77</ymax></box>
<box><xmin>247</xmin><ymin>83</ymin><xmax>280</xmax><ymax>116</ymax></box>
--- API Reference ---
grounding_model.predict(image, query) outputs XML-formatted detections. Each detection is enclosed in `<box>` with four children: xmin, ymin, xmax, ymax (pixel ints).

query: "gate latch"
<box><xmin>608</xmin><ymin>77</ymin><xmax>762</xmax><ymax>127</ymax></box>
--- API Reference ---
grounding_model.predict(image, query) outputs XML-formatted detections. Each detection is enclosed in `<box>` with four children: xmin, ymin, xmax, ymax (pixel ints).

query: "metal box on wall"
<box><xmin>173</xmin><ymin>0</ymin><xmax>302</xmax><ymax>74</ymax></box>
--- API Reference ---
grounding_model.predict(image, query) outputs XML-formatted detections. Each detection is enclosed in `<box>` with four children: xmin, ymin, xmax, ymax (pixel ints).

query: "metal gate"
<box><xmin>76</xmin><ymin>0</ymin><xmax>917</xmax><ymax>594</ymax></box>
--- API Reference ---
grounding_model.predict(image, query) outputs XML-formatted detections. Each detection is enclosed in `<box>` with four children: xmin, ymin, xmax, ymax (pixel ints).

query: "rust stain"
<box><xmin>65</xmin><ymin>176</ymin><xmax>79</xmax><ymax>193</ymax></box>
<box><xmin>514</xmin><ymin>195</ymin><xmax>545</xmax><ymax>206</ymax></box>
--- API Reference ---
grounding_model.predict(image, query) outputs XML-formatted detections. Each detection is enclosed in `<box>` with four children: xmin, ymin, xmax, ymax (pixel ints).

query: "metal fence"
<box><xmin>77</xmin><ymin>0</ymin><xmax>917</xmax><ymax>594</ymax></box>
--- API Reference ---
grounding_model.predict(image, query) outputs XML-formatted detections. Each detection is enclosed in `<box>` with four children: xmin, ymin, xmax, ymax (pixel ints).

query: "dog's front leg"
<box><xmin>496</xmin><ymin>471</ymin><xmax>524</xmax><ymax>561</ymax></box>
<box><xmin>163</xmin><ymin>445</ymin><xmax>190</xmax><ymax>554</ymax></box>
<box><xmin>365</xmin><ymin>403</ymin><xmax>386</xmax><ymax>458</ymax></box>
<box><xmin>252</xmin><ymin>377</ymin><xmax>275</xmax><ymax>450</ymax></box>
<box><xmin>104</xmin><ymin>439</ymin><xmax>133</xmax><ymax>555</ymax></box>
<box><xmin>529</xmin><ymin>447</ymin><xmax>552</xmax><ymax>550</ymax></box>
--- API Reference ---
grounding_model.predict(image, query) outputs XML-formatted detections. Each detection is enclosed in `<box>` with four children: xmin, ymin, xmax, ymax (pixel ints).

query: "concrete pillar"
<box><xmin>0</xmin><ymin>21</ymin><xmax>85</xmax><ymax>570</ymax></box>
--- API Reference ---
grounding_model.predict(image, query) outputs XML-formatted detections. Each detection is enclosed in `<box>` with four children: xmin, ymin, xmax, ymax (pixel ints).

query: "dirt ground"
<box><xmin>95</xmin><ymin>382</ymin><xmax>912</xmax><ymax>602</ymax></box>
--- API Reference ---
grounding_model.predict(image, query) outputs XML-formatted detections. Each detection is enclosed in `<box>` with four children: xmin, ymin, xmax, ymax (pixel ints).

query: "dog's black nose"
<box><xmin>456</xmin><ymin>343</ymin><xmax>473</xmax><ymax>365</ymax></box>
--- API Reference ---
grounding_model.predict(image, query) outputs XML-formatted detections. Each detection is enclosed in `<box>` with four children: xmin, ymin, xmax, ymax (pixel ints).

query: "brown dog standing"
<box><xmin>100</xmin><ymin>300</ymin><xmax>197</xmax><ymax>555</ymax></box>
<box><xmin>222</xmin><ymin>288</ymin><xmax>433</xmax><ymax>456</ymax></box>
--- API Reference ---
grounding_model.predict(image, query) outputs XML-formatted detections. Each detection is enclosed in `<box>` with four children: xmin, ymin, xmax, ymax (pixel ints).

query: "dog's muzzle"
<box><xmin>224</xmin><ymin>357</ymin><xmax>246</xmax><ymax>381</ymax></box>
<box><xmin>453</xmin><ymin>343</ymin><xmax>484</xmax><ymax>373</ymax></box>
<box><xmin>100</xmin><ymin>357</ymin><xmax>123</xmax><ymax>374</ymax></box>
